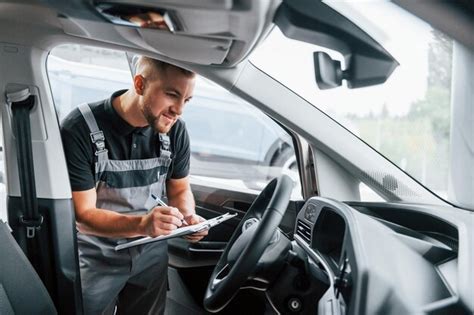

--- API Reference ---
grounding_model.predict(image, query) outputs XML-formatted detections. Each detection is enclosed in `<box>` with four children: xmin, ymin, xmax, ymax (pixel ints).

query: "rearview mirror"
<box><xmin>275</xmin><ymin>0</ymin><xmax>399</xmax><ymax>89</ymax></box>
<box><xmin>314</xmin><ymin>52</ymin><xmax>344</xmax><ymax>90</ymax></box>
<box><xmin>313</xmin><ymin>50</ymin><xmax>399</xmax><ymax>89</ymax></box>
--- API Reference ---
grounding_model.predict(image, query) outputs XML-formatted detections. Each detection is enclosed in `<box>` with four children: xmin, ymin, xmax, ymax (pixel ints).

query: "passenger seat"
<box><xmin>0</xmin><ymin>220</ymin><xmax>57</xmax><ymax>314</ymax></box>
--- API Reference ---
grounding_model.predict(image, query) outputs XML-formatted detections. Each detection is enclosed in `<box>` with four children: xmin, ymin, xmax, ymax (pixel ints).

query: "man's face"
<box><xmin>139</xmin><ymin>66</ymin><xmax>195</xmax><ymax>133</ymax></box>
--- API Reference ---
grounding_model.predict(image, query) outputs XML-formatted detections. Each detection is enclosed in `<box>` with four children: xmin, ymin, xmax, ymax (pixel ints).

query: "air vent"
<box><xmin>296</xmin><ymin>219</ymin><xmax>312</xmax><ymax>244</ymax></box>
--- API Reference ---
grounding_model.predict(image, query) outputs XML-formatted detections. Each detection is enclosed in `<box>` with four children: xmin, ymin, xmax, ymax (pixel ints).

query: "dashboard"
<box><xmin>287</xmin><ymin>197</ymin><xmax>473</xmax><ymax>315</ymax></box>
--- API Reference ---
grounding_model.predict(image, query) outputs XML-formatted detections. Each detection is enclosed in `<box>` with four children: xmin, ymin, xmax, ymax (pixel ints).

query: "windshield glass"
<box><xmin>250</xmin><ymin>1</ymin><xmax>469</xmax><ymax>207</ymax></box>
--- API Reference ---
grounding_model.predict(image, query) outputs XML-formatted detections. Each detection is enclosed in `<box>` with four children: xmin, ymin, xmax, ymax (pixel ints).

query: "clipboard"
<box><xmin>115</xmin><ymin>212</ymin><xmax>237</xmax><ymax>251</ymax></box>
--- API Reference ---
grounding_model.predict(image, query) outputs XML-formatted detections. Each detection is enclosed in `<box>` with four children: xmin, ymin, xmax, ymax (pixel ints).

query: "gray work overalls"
<box><xmin>77</xmin><ymin>103</ymin><xmax>172</xmax><ymax>315</ymax></box>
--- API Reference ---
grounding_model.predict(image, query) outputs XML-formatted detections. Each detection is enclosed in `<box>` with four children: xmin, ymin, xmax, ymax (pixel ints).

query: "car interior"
<box><xmin>0</xmin><ymin>0</ymin><xmax>473</xmax><ymax>315</ymax></box>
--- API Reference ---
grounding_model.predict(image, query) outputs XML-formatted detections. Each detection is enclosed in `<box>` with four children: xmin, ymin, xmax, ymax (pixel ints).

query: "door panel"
<box><xmin>167</xmin><ymin>181</ymin><xmax>302</xmax><ymax>314</ymax></box>
<box><xmin>167</xmin><ymin>182</ymin><xmax>256</xmax><ymax>313</ymax></box>
<box><xmin>168</xmin><ymin>182</ymin><xmax>249</xmax><ymax>269</ymax></box>
<box><xmin>167</xmin><ymin>75</ymin><xmax>303</xmax><ymax>313</ymax></box>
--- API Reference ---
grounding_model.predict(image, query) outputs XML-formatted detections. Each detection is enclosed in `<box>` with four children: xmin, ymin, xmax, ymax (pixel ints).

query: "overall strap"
<box><xmin>78</xmin><ymin>103</ymin><xmax>109</xmax><ymax>162</ymax></box>
<box><xmin>158</xmin><ymin>133</ymin><xmax>172</xmax><ymax>200</ymax></box>
<box><xmin>159</xmin><ymin>133</ymin><xmax>172</xmax><ymax>159</ymax></box>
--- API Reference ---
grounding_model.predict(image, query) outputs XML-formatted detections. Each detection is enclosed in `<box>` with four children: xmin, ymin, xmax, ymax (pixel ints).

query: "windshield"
<box><xmin>250</xmin><ymin>1</ymin><xmax>472</xmax><ymax>208</ymax></box>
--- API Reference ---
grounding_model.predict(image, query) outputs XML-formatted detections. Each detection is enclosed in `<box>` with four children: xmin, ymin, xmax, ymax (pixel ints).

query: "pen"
<box><xmin>151</xmin><ymin>194</ymin><xmax>187</xmax><ymax>226</ymax></box>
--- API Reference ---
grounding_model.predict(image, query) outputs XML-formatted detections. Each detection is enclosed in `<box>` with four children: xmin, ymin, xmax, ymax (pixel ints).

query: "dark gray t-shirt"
<box><xmin>60</xmin><ymin>90</ymin><xmax>190</xmax><ymax>191</ymax></box>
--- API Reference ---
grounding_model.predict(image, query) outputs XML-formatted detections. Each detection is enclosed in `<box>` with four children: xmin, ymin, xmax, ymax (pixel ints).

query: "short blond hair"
<box><xmin>135</xmin><ymin>56</ymin><xmax>194</xmax><ymax>81</ymax></box>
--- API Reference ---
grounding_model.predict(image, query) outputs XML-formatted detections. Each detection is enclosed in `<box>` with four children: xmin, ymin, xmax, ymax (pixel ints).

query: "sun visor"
<box><xmin>52</xmin><ymin>0</ymin><xmax>278</xmax><ymax>66</ymax></box>
<box><xmin>137</xmin><ymin>28</ymin><xmax>232</xmax><ymax>64</ymax></box>
<box><xmin>59</xmin><ymin>16</ymin><xmax>232</xmax><ymax>65</ymax></box>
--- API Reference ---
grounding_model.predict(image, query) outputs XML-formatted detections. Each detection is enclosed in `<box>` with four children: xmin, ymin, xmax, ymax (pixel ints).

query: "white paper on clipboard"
<box><xmin>115</xmin><ymin>212</ymin><xmax>237</xmax><ymax>251</ymax></box>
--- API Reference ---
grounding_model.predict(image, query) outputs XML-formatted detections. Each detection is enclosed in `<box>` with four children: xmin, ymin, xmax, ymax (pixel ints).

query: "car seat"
<box><xmin>0</xmin><ymin>220</ymin><xmax>57</xmax><ymax>314</ymax></box>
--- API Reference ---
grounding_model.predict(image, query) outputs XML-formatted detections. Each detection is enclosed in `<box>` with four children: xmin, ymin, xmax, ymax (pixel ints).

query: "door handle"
<box><xmin>188</xmin><ymin>241</ymin><xmax>227</xmax><ymax>254</ymax></box>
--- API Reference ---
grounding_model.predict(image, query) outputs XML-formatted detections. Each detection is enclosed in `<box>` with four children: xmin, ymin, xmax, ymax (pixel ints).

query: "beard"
<box><xmin>142</xmin><ymin>102</ymin><xmax>173</xmax><ymax>133</ymax></box>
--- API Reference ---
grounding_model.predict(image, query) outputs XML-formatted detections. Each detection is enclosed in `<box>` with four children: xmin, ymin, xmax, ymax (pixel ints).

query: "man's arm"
<box><xmin>73</xmin><ymin>188</ymin><xmax>184</xmax><ymax>238</ymax></box>
<box><xmin>167</xmin><ymin>176</ymin><xmax>208</xmax><ymax>242</ymax></box>
<box><xmin>166</xmin><ymin>176</ymin><xmax>195</xmax><ymax>218</ymax></box>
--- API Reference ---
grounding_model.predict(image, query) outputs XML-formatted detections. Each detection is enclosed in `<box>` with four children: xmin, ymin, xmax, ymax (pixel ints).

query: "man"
<box><xmin>61</xmin><ymin>56</ymin><xmax>207</xmax><ymax>314</ymax></box>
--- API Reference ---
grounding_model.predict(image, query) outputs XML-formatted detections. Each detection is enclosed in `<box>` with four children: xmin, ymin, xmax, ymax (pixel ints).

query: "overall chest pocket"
<box><xmin>98</xmin><ymin>168</ymin><xmax>164</xmax><ymax>189</ymax></box>
<box><xmin>95</xmin><ymin>158</ymin><xmax>169</xmax><ymax>189</ymax></box>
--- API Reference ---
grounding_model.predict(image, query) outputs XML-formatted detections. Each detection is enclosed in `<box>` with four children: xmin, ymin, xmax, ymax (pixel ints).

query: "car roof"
<box><xmin>0</xmin><ymin>0</ymin><xmax>280</xmax><ymax>67</ymax></box>
<box><xmin>1</xmin><ymin>0</ymin><xmax>472</xmax><ymax>71</ymax></box>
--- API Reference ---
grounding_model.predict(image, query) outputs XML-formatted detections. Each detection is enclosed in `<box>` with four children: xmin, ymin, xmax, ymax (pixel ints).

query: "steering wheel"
<box><xmin>203</xmin><ymin>175</ymin><xmax>294</xmax><ymax>312</ymax></box>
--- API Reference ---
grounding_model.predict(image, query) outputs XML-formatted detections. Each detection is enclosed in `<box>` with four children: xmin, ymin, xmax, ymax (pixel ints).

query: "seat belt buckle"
<box><xmin>19</xmin><ymin>215</ymin><xmax>44</xmax><ymax>238</ymax></box>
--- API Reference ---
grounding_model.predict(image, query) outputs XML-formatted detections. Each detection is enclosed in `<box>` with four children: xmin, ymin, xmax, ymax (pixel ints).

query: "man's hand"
<box><xmin>140</xmin><ymin>206</ymin><xmax>184</xmax><ymax>238</ymax></box>
<box><xmin>183</xmin><ymin>214</ymin><xmax>209</xmax><ymax>243</ymax></box>
<box><xmin>166</xmin><ymin>176</ymin><xmax>205</xmax><ymax>242</ymax></box>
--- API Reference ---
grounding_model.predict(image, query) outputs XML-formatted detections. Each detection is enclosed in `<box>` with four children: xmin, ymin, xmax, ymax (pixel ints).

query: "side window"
<box><xmin>47</xmin><ymin>45</ymin><xmax>132</xmax><ymax>121</ymax></box>
<box><xmin>183</xmin><ymin>79</ymin><xmax>302</xmax><ymax>198</ymax></box>
<box><xmin>47</xmin><ymin>46</ymin><xmax>302</xmax><ymax>198</ymax></box>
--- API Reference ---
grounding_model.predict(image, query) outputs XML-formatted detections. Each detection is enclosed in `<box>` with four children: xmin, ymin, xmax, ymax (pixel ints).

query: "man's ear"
<box><xmin>134</xmin><ymin>74</ymin><xmax>145</xmax><ymax>95</ymax></box>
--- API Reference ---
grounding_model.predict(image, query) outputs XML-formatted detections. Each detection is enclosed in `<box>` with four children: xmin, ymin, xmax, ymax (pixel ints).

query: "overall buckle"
<box><xmin>90</xmin><ymin>131</ymin><xmax>108</xmax><ymax>156</ymax></box>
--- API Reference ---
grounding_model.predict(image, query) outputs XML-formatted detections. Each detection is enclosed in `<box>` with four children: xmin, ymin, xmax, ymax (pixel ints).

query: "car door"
<box><xmin>47</xmin><ymin>45</ymin><xmax>305</xmax><ymax>313</ymax></box>
<box><xmin>165</xmin><ymin>79</ymin><xmax>305</xmax><ymax>314</ymax></box>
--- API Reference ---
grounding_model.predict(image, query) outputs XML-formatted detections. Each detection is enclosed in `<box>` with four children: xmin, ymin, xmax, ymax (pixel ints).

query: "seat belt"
<box><xmin>6</xmin><ymin>88</ymin><xmax>43</xmax><ymax>266</ymax></box>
